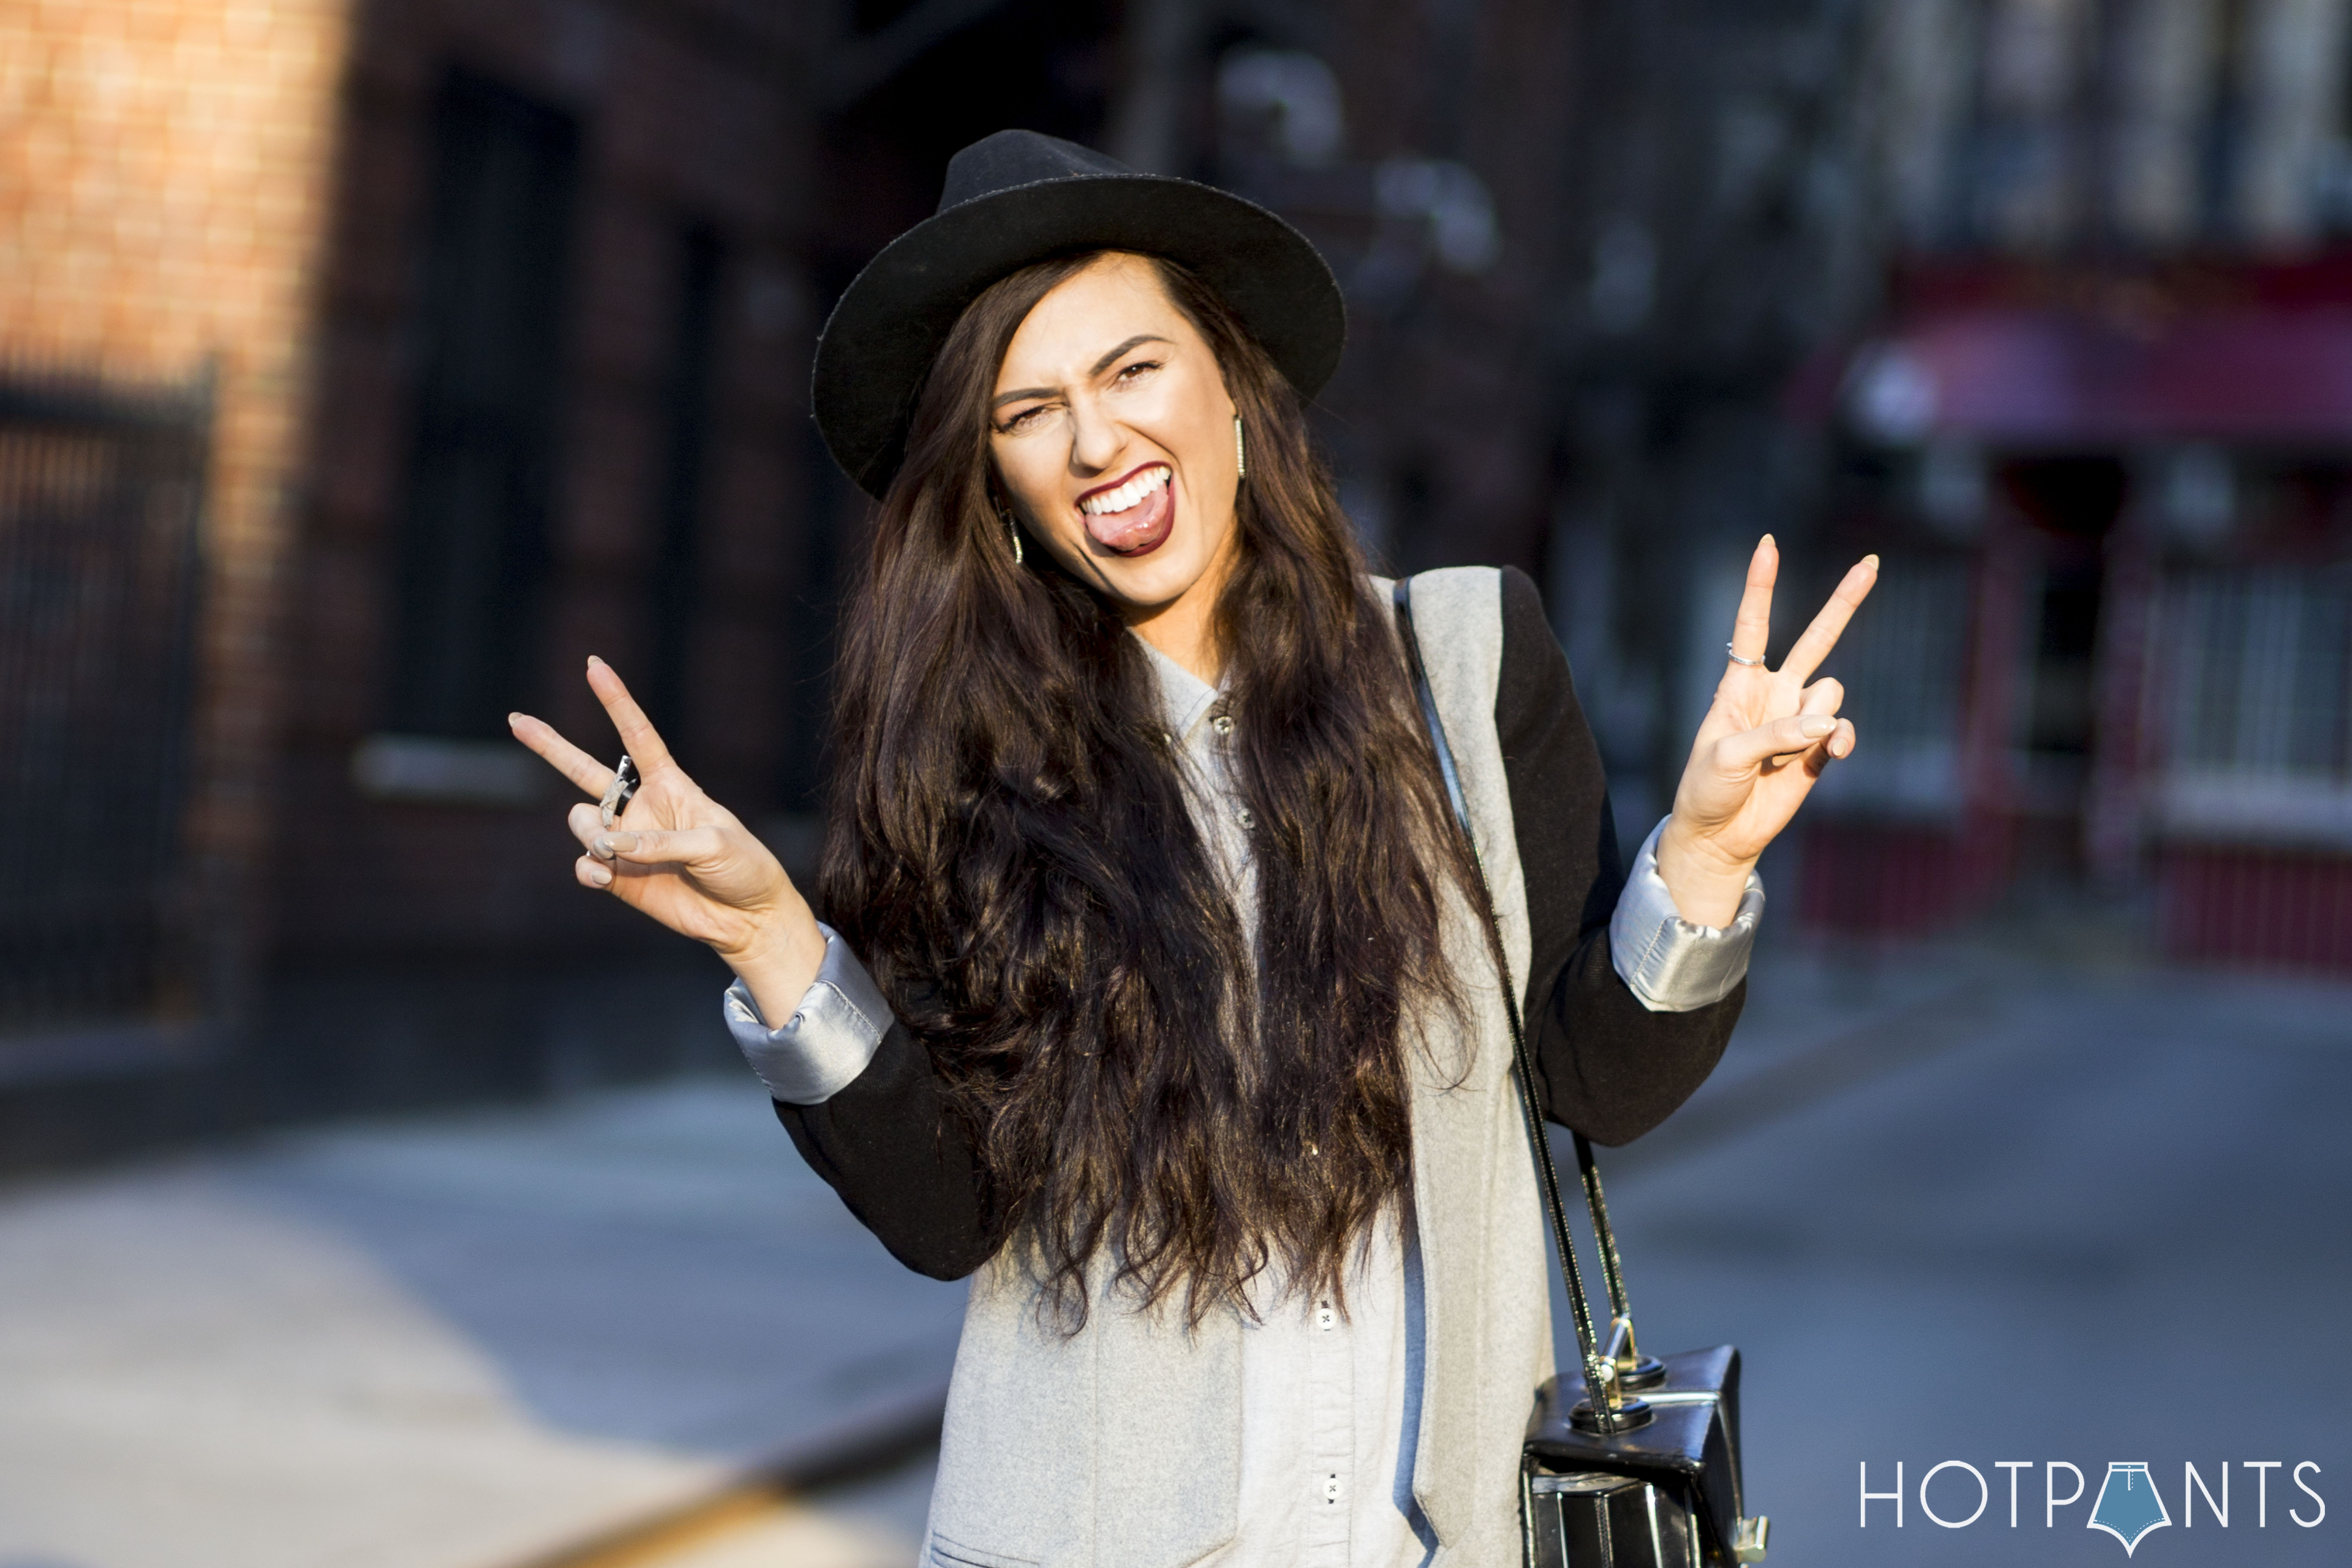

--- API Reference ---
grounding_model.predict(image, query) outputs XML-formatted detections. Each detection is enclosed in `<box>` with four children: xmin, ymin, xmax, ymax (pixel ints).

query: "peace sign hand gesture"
<box><xmin>1654</xmin><ymin>536</ymin><xmax>1879</xmax><ymax>927</ymax></box>
<box><xmin>508</xmin><ymin>657</ymin><xmax>828</xmax><ymax>1023</ymax></box>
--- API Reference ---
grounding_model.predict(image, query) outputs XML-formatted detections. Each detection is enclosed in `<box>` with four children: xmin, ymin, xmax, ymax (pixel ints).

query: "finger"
<box><xmin>568</xmin><ymin>801</ymin><xmax>606</xmax><ymax>852</ymax></box>
<box><xmin>575</xmin><ymin>854</ymin><xmax>614</xmax><ymax>890</ymax></box>
<box><xmin>1798</xmin><ymin>677</ymin><xmax>1844</xmax><ymax>717</ymax></box>
<box><xmin>511</xmin><ymin>712</ymin><xmax>617</xmax><ymax>799</ymax></box>
<box><xmin>1779</xmin><ymin>554</ymin><xmax>1879</xmax><ymax>686</ymax></box>
<box><xmin>585</xmin><ymin>657</ymin><xmax>679</xmax><ymax>776</ymax></box>
<box><xmin>1715</xmin><ymin>712</ymin><xmax>1838</xmax><ymax>772</ymax></box>
<box><xmin>1807</xmin><ymin>718</ymin><xmax>1858</xmax><ymax>776</ymax></box>
<box><xmin>591</xmin><ymin>825</ymin><xmax>728</xmax><ymax>867</ymax></box>
<box><xmin>1726</xmin><ymin>534</ymin><xmax>1779</xmax><ymax>666</ymax></box>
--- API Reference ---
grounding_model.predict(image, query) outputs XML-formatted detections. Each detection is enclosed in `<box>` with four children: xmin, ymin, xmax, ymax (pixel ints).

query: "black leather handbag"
<box><xmin>1393</xmin><ymin>578</ymin><xmax>1770</xmax><ymax>1568</ymax></box>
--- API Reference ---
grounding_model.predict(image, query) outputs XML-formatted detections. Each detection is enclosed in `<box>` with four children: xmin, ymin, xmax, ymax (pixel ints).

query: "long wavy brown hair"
<box><xmin>818</xmin><ymin>251</ymin><xmax>1471</xmax><ymax>1327</ymax></box>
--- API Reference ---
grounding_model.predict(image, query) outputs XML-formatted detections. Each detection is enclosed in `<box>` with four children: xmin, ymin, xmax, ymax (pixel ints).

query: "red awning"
<box><xmin>1794</xmin><ymin>257</ymin><xmax>2352</xmax><ymax>447</ymax></box>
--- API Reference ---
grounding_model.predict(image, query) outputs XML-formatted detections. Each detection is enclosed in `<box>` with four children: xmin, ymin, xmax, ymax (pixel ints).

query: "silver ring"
<box><xmin>599</xmin><ymin>755</ymin><xmax>639</xmax><ymax>828</ymax></box>
<box><xmin>1725</xmin><ymin>643</ymin><xmax>1765</xmax><ymax>668</ymax></box>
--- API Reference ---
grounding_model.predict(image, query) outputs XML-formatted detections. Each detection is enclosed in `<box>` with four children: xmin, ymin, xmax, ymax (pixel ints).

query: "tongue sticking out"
<box><xmin>1084</xmin><ymin>472</ymin><xmax>1176</xmax><ymax>555</ymax></box>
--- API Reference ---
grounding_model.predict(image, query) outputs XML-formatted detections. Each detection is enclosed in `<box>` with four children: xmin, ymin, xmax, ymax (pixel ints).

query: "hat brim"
<box><xmin>812</xmin><ymin>174</ymin><xmax>1345</xmax><ymax>499</ymax></box>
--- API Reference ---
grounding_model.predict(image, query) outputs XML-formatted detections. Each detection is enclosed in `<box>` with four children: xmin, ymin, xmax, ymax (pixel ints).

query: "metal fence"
<box><xmin>0</xmin><ymin>370</ymin><xmax>210</xmax><ymax>1033</ymax></box>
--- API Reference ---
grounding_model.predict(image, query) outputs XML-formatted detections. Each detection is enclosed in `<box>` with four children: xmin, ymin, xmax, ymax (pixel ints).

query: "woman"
<box><xmin>511</xmin><ymin>131</ymin><xmax>1874</xmax><ymax>1568</ymax></box>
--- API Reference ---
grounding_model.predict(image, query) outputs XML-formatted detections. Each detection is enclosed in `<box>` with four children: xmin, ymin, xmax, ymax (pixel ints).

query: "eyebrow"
<box><xmin>991</xmin><ymin>334</ymin><xmax>1174</xmax><ymax>410</ymax></box>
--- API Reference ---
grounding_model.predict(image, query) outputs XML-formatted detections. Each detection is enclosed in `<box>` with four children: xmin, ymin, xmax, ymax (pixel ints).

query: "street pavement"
<box><xmin>0</xmin><ymin>1073</ymin><xmax>964</xmax><ymax>1568</ymax></box>
<box><xmin>4</xmin><ymin>928</ymin><xmax>2346</xmax><ymax>1568</ymax></box>
<box><xmin>1575</xmin><ymin>930</ymin><xmax>2352</xmax><ymax>1568</ymax></box>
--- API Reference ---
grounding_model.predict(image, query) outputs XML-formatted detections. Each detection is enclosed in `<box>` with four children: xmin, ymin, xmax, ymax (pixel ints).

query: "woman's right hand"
<box><xmin>509</xmin><ymin>656</ymin><xmax>829</xmax><ymax>1022</ymax></box>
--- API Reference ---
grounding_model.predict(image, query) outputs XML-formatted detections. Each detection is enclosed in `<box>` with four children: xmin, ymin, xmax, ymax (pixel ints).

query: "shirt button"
<box><xmin>1235</xmin><ymin>807</ymin><xmax>1256</xmax><ymax>830</ymax></box>
<box><xmin>1323</xmin><ymin>1473</ymin><xmax>1344</xmax><ymax>1504</ymax></box>
<box><xmin>1315</xmin><ymin>1302</ymin><xmax>1337</xmax><ymax>1331</ymax></box>
<box><xmin>1212</xmin><ymin>714</ymin><xmax>1234</xmax><ymax>736</ymax></box>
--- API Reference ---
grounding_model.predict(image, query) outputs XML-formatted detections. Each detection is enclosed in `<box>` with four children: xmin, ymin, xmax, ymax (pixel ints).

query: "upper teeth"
<box><xmin>1080</xmin><ymin>466</ymin><xmax>1170</xmax><ymax>515</ymax></box>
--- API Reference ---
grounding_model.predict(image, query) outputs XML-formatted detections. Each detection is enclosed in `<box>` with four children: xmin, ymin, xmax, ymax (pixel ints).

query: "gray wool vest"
<box><xmin>922</xmin><ymin>567</ymin><xmax>1549</xmax><ymax>1568</ymax></box>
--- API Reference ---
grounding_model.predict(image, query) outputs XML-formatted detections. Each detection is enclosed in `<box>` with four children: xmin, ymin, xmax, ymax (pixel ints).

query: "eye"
<box><xmin>1114</xmin><ymin>358</ymin><xmax>1162</xmax><ymax>384</ymax></box>
<box><xmin>996</xmin><ymin>404</ymin><xmax>1047</xmax><ymax>435</ymax></box>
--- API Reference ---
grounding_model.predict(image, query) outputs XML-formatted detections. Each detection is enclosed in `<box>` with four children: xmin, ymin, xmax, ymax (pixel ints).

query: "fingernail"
<box><xmin>1801</xmin><ymin>716</ymin><xmax>1835</xmax><ymax>738</ymax></box>
<box><xmin>1862</xmin><ymin>554</ymin><xmax>1880</xmax><ymax>570</ymax></box>
<box><xmin>606</xmin><ymin>832</ymin><xmax>639</xmax><ymax>854</ymax></box>
<box><xmin>591</xmin><ymin>836</ymin><xmax>613</xmax><ymax>860</ymax></box>
<box><xmin>588</xmin><ymin>864</ymin><xmax>612</xmax><ymax>887</ymax></box>
<box><xmin>1761</xmin><ymin>533</ymin><xmax>1776</xmax><ymax>547</ymax></box>
<box><xmin>588</xmin><ymin>654</ymin><xmax>604</xmax><ymax>668</ymax></box>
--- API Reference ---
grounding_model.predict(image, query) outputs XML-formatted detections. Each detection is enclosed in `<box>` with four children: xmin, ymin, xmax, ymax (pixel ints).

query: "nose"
<box><xmin>1066</xmin><ymin>392</ymin><xmax>1124</xmax><ymax>477</ymax></box>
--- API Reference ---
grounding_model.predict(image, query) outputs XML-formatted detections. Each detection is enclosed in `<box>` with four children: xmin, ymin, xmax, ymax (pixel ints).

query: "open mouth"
<box><xmin>1077</xmin><ymin>463</ymin><xmax>1175</xmax><ymax>556</ymax></box>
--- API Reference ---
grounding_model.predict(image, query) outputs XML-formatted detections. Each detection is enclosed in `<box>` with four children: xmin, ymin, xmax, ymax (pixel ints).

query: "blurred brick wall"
<box><xmin>272</xmin><ymin>0</ymin><xmax>817</xmax><ymax>963</ymax></box>
<box><xmin>0</xmin><ymin>0</ymin><xmax>356</xmax><ymax>1008</ymax></box>
<box><xmin>0</xmin><ymin>0</ymin><xmax>820</xmax><ymax>970</ymax></box>
<box><xmin>0</xmin><ymin>1</ymin><xmax>832</xmax><ymax>1160</ymax></box>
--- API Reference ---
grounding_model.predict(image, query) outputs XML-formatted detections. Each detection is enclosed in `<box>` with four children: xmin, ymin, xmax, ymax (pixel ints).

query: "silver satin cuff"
<box><xmin>723</xmin><ymin>922</ymin><xmax>894</xmax><ymax>1105</ymax></box>
<box><xmin>1608</xmin><ymin>818</ymin><xmax>1764</xmax><ymax>1013</ymax></box>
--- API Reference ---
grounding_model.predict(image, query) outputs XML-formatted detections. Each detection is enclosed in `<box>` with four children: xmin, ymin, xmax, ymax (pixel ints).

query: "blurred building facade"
<box><xmin>2</xmin><ymin>0</ymin><xmax>368</xmax><ymax>1161</ymax></box>
<box><xmin>1799</xmin><ymin>0</ymin><xmax>2352</xmax><ymax>972</ymax></box>
<box><xmin>12</xmin><ymin>0</ymin><xmax>2350</xmax><ymax>1169</ymax></box>
<box><xmin>0</xmin><ymin>0</ymin><xmax>827</xmax><ymax>1167</ymax></box>
<box><xmin>1227</xmin><ymin>0</ymin><xmax>2352</xmax><ymax>978</ymax></box>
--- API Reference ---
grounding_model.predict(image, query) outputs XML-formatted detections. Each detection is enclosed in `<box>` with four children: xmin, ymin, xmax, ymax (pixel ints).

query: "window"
<box><xmin>2166</xmin><ymin>567</ymin><xmax>2351</xmax><ymax>776</ymax></box>
<box><xmin>2159</xmin><ymin>566</ymin><xmax>2352</xmax><ymax>845</ymax></box>
<box><xmin>0</xmin><ymin>375</ymin><xmax>208</xmax><ymax>1027</ymax></box>
<box><xmin>386</xmin><ymin>71</ymin><xmax>582</xmax><ymax>739</ymax></box>
<box><xmin>644</xmin><ymin>223</ymin><xmax>723</xmax><ymax>735</ymax></box>
<box><xmin>1810</xmin><ymin>554</ymin><xmax>1975</xmax><ymax>818</ymax></box>
<box><xmin>2199</xmin><ymin>0</ymin><xmax>2254</xmax><ymax>236</ymax></box>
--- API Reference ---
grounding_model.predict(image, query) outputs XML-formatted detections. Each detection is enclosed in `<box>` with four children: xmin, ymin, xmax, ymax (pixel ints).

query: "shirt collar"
<box><xmin>1133</xmin><ymin>633</ymin><xmax>1224</xmax><ymax>742</ymax></box>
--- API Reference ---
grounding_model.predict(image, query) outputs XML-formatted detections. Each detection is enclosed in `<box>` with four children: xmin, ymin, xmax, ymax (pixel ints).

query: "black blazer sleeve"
<box><xmin>772</xmin><ymin>1020</ymin><xmax>1000</xmax><ymax>1280</ymax></box>
<box><xmin>1494</xmin><ymin>565</ymin><xmax>1742</xmax><ymax>1145</ymax></box>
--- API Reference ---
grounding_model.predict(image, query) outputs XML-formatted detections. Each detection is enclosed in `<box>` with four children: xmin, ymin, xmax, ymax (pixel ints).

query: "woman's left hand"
<box><xmin>1654</xmin><ymin>536</ymin><xmax>1879</xmax><ymax>927</ymax></box>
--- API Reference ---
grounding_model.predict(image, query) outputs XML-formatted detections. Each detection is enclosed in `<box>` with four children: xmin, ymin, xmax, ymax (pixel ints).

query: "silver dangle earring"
<box><xmin>1001</xmin><ymin>506</ymin><xmax>1024</xmax><ymax>565</ymax></box>
<box><xmin>1234</xmin><ymin>413</ymin><xmax>1246</xmax><ymax>479</ymax></box>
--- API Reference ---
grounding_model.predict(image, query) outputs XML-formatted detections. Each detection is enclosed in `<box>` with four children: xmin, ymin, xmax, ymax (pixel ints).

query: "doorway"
<box><xmin>2001</xmin><ymin>454</ymin><xmax>2128</xmax><ymax>879</ymax></box>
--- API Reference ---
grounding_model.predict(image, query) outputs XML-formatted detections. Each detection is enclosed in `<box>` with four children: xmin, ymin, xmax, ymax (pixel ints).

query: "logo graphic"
<box><xmin>2089</xmin><ymin>1462</ymin><xmax>2172</xmax><ymax>1556</ymax></box>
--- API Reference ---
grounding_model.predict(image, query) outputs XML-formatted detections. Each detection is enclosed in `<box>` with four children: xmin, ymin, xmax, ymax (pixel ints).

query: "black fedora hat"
<box><xmin>812</xmin><ymin>129</ymin><xmax>1346</xmax><ymax>499</ymax></box>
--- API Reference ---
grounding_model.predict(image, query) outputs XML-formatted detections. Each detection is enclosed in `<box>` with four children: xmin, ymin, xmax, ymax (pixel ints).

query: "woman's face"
<box><xmin>989</xmin><ymin>252</ymin><xmax>1242</xmax><ymax>619</ymax></box>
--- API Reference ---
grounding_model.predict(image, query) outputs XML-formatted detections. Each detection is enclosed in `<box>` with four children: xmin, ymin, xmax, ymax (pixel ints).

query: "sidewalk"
<box><xmin>0</xmin><ymin>1073</ymin><xmax>965</xmax><ymax>1568</ymax></box>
